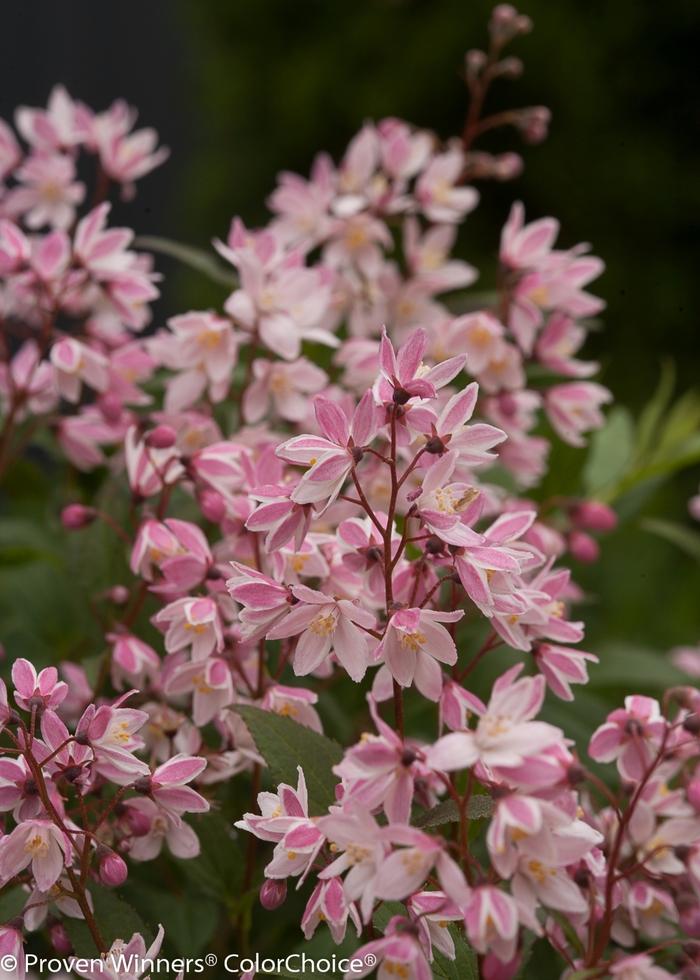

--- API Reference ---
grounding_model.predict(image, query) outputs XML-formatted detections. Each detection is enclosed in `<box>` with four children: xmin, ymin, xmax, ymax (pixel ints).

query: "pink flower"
<box><xmin>416</xmin><ymin>148</ymin><xmax>479</xmax><ymax>223</ymax></box>
<box><xmin>534</xmin><ymin>643</ymin><xmax>598</xmax><ymax>700</ymax></box>
<box><xmin>260</xmin><ymin>685</ymin><xmax>322</xmax><ymax>732</ymax></box>
<box><xmin>0</xmin><ymin>340</ymin><xmax>58</xmax><ymax>417</ymax></box>
<box><xmin>413</xmin><ymin>450</ymin><xmax>482</xmax><ymax>546</ymax></box>
<box><xmin>375</xmin><ymin>326</ymin><xmax>465</xmax><ymax>406</ymax></box>
<box><xmin>153</xmin><ymin>596</ymin><xmax>224</xmax><ymax>661</ymax></box>
<box><xmin>589</xmin><ymin>695</ymin><xmax>667</xmax><ymax>781</ymax></box>
<box><xmin>0</xmin><ymin>819</ymin><xmax>71</xmax><ymax>891</ymax></box>
<box><xmin>92</xmin><ymin>100</ymin><xmax>169</xmax><ymax>188</ymax></box>
<box><xmin>164</xmin><ymin>657</ymin><xmax>234</xmax><ymax>725</ymax></box>
<box><xmin>153</xmin><ymin>312</ymin><xmax>240</xmax><ymax>411</ymax></box>
<box><xmin>418</xmin><ymin>383</ymin><xmax>506</xmax><ymax>465</ymax></box>
<box><xmin>74</xmin><ymin>925</ymin><xmax>166</xmax><ymax>980</ymax></box>
<box><xmin>15</xmin><ymin>85</ymin><xmax>82</xmax><ymax>150</ymax></box>
<box><xmin>347</xmin><ymin>915</ymin><xmax>433</xmax><ymax>980</ymax></box>
<box><xmin>124</xmin><ymin>425</ymin><xmax>184</xmax><ymax>497</ymax></box>
<box><xmin>226</xmin><ymin>562</ymin><xmax>292</xmax><ymax>640</ymax></box>
<box><xmin>6</xmin><ymin>152</ymin><xmax>85</xmax><ymax>229</ymax></box>
<box><xmin>144</xmin><ymin>754</ymin><xmax>209</xmax><ymax>815</ymax></box>
<box><xmin>379</xmin><ymin>607</ymin><xmax>462</xmax><ymax>701</ymax></box>
<box><xmin>425</xmin><ymin>665</ymin><xmax>563</xmax><ymax>772</ymax></box>
<box><xmin>245</xmin><ymin>484</ymin><xmax>313</xmax><ymax>552</ymax></box>
<box><xmin>75</xmin><ymin>697</ymin><xmax>150</xmax><ymax>785</ymax></box>
<box><xmin>318</xmin><ymin>806</ymin><xmax>389</xmax><ymax>922</ymax></box>
<box><xmin>464</xmin><ymin>886</ymin><xmax>519</xmax><ymax>963</ymax></box>
<box><xmin>266</xmin><ymin>584</ymin><xmax>375</xmax><ymax>682</ymax></box>
<box><xmin>545</xmin><ymin>382</ymin><xmax>611</xmax><ymax>447</ymax></box>
<box><xmin>609</xmin><ymin>954</ymin><xmax>674</xmax><ymax>980</ymax></box>
<box><xmin>302</xmin><ymin>877</ymin><xmax>359</xmax><ymax>944</ymax></box>
<box><xmin>279</xmin><ymin>391</ymin><xmax>380</xmax><ymax>512</ymax></box>
<box><xmin>500</xmin><ymin>201</ymin><xmax>559</xmax><ymax>270</ymax></box>
<box><xmin>50</xmin><ymin>338</ymin><xmax>110</xmax><ymax>403</ymax></box>
<box><xmin>243</xmin><ymin>356</ymin><xmax>327</xmax><ymax>423</ymax></box>
<box><xmin>108</xmin><ymin>633</ymin><xmax>160</xmax><ymax>690</ymax></box>
<box><xmin>123</xmin><ymin>798</ymin><xmax>201</xmax><ymax>861</ymax></box>
<box><xmin>11</xmin><ymin>658</ymin><xmax>67</xmax><ymax>713</ymax></box>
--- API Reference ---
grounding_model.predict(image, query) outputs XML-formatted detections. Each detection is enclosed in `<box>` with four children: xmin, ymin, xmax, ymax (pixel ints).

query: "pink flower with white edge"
<box><xmin>407</xmin><ymin>891</ymin><xmax>462</xmax><ymax>961</ymax></box>
<box><xmin>374</xmin><ymin>326</ymin><xmax>465</xmax><ymax>407</ymax></box>
<box><xmin>534</xmin><ymin>642</ymin><xmax>598</xmax><ymax>701</ymax></box>
<box><xmin>464</xmin><ymin>886</ymin><xmax>519</xmax><ymax>963</ymax></box>
<box><xmin>6</xmin><ymin>151</ymin><xmax>85</xmax><ymax>230</ymax></box>
<box><xmin>379</xmin><ymin>607</ymin><xmax>462</xmax><ymax>702</ymax></box>
<box><xmin>11</xmin><ymin>658</ymin><xmax>68</xmax><ymax>712</ymax></box>
<box><xmin>413</xmin><ymin>450</ymin><xmax>482</xmax><ymax>546</ymax></box>
<box><xmin>236</xmin><ymin>766</ymin><xmax>314</xmax><ymax>843</ymax></box>
<box><xmin>93</xmin><ymin>103</ymin><xmax>170</xmax><ymax>188</ymax></box>
<box><xmin>302</xmin><ymin>877</ymin><xmax>360</xmax><ymax>944</ymax></box>
<box><xmin>153</xmin><ymin>311</ymin><xmax>239</xmax><ymax>411</ymax></box>
<box><xmin>608</xmin><ymin>954</ymin><xmax>674</xmax><ymax>980</ymax></box>
<box><xmin>425</xmin><ymin>665</ymin><xmax>563</xmax><ymax>772</ymax></box>
<box><xmin>260</xmin><ymin>685</ymin><xmax>322</xmax><ymax>733</ymax></box>
<box><xmin>454</xmin><ymin>510</ymin><xmax>536</xmax><ymax>617</ymax></box>
<box><xmin>377</xmin><ymin>824</ymin><xmax>469</xmax><ymax>906</ymax></box>
<box><xmin>152</xmin><ymin>596</ymin><xmax>224</xmax><ymax>661</ymax></box>
<box><xmin>74</xmin><ymin>925</ymin><xmax>166</xmax><ymax>980</ymax></box>
<box><xmin>500</xmin><ymin>201</ymin><xmax>559</xmax><ymax>270</ymax></box>
<box><xmin>243</xmin><ymin>357</ymin><xmax>327</xmax><ymax>424</ymax></box>
<box><xmin>129</xmin><ymin>518</ymin><xmax>181</xmax><ymax>580</ymax></box>
<box><xmin>266</xmin><ymin>584</ymin><xmax>375</xmax><ymax>682</ymax></box>
<box><xmin>448</xmin><ymin>312</ymin><xmax>505</xmax><ymax>374</ymax></box>
<box><xmin>0</xmin><ymin>819</ymin><xmax>71</xmax><ymax>891</ymax></box>
<box><xmin>318</xmin><ymin>806</ymin><xmax>389</xmax><ymax>923</ymax></box>
<box><xmin>50</xmin><ymin>337</ymin><xmax>110</xmax><ymax>403</ymax></box>
<box><xmin>589</xmin><ymin>695</ymin><xmax>667</xmax><ymax>782</ymax></box>
<box><xmin>75</xmin><ymin>696</ymin><xmax>150</xmax><ymax>785</ymax></box>
<box><xmin>0</xmin><ymin>340</ymin><xmax>58</xmax><ymax>418</ymax></box>
<box><xmin>347</xmin><ymin>915</ymin><xmax>433</xmax><ymax>980</ymax></box>
<box><xmin>0</xmin><ymin>925</ymin><xmax>24</xmax><ymax>980</ymax></box>
<box><xmin>416</xmin><ymin>148</ymin><xmax>479</xmax><ymax>224</ymax></box>
<box><xmin>15</xmin><ymin>85</ymin><xmax>82</xmax><ymax>150</ymax></box>
<box><xmin>123</xmin><ymin>797</ymin><xmax>201</xmax><ymax>861</ymax></box>
<box><xmin>403</xmin><ymin>217</ymin><xmax>477</xmax><ymax>293</ymax></box>
<box><xmin>333</xmin><ymin>697</ymin><xmax>430</xmax><ymax>823</ymax></box>
<box><xmin>40</xmin><ymin>709</ymin><xmax>93</xmax><ymax>791</ymax></box>
<box><xmin>141</xmin><ymin>754</ymin><xmax>209</xmax><ymax>816</ymax></box>
<box><xmin>147</xmin><ymin>519</ymin><xmax>213</xmax><ymax>597</ymax></box>
<box><xmin>279</xmin><ymin>390</ymin><xmax>380</xmax><ymax>513</ymax></box>
<box><xmin>226</xmin><ymin>562</ymin><xmax>293</xmax><ymax>641</ymax></box>
<box><xmin>545</xmin><ymin>382</ymin><xmax>611</xmax><ymax>447</ymax></box>
<box><xmin>245</xmin><ymin>484</ymin><xmax>313</xmax><ymax>553</ymax></box>
<box><xmin>108</xmin><ymin>633</ymin><xmax>160</xmax><ymax>691</ymax></box>
<box><xmin>164</xmin><ymin>657</ymin><xmax>234</xmax><ymax>725</ymax></box>
<box><xmin>417</xmin><ymin>383</ymin><xmax>506</xmax><ymax>466</ymax></box>
<box><xmin>124</xmin><ymin>425</ymin><xmax>184</xmax><ymax>498</ymax></box>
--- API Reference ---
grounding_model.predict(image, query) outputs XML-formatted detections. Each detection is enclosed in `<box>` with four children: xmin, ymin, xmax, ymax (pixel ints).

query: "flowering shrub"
<box><xmin>1</xmin><ymin>6</ymin><xmax>700</xmax><ymax>979</ymax></box>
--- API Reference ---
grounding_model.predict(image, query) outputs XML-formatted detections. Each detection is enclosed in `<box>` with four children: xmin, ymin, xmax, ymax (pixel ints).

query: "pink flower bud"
<box><xmin>61</xmin><ymin>504</ymin><xmax>97</xmax><ymax>530</ymax></box>
<box><xmin>494</xmin><ymin>153</ymin><xmax>523</xmax><ymax>180</ymax></box>
<box><xmin>108</xmin><ymin>585</ymin><xmax>130</xmax><ymax>605</ymax></box>
<box><xmin>99</xmin><ymin>850</ymin><xmax>128</xmax><ymax>887</ymax></box>
<box><xmin>679</xmin><ymin>899</ymin><xmax>700</xmax><ymax>938</ymax></box>
<box><xmin>50</xmin><ymin>922</ymin><xmax>73</xmax><ymax>955</ymax></box>
<box><xmin>259</xmin><ymin>878</ymin><xmax>287</xmax><ymax>910</ymax></box>
<box><xmin>145</xmin><ymin>424</ymin><xmax>177</xmax><ymax>449</ymax></box>
<box><xmin>198</xmin><ymin>489</ymin><xmax>226</xmax><ymax>523</ymax></box>
<box><xmin>122</xmin><ymin>804</ymin><xmax>152</xmax><ymax>837</ymax></box>
<box><xmin>568</xmin><ymin>530</ymin><xmax>600</xmax><ymax>563</ymax></box>
<box><xmin>571</xmin><ymin>500</ymin><xmax>618</xmax><ymax>533</ymax></box>
<box><xmin>99</xmin><ymin>393</ymin><xmax>123</xmax><ymax>424</ymax></box>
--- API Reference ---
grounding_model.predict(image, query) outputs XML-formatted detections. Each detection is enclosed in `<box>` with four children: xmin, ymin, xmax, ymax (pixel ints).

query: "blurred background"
<box><xmin>1</xmin><ymin>0</ymin><xmax>699</xmax><ymax>690</ymax></box>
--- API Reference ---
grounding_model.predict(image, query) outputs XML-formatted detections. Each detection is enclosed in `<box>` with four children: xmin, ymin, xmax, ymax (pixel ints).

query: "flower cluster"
<box><xmin>0</xmin><ymin>6</ymin><xmax>697</xmax><ymax>979</ymax></box>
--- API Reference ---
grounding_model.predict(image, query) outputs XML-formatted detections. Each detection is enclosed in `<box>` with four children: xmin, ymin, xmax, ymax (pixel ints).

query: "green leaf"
<box><xmin>234</xmin><ymin>705</ymin><xmax>343</xmax><ymax>813</ymax></box>
<box><xmin>123</xmin><ymin>883</ymin><xmax>218</xmax><ymax>955</ymax></box>
<box><xmin>0</xmin><ymin>885</ymin><xmax>25</xmax><ymax>923</ymax></box>
<box><xmin>135</xmin><ymin>235</ymin><xmax>237</xmax><ymax>287</ymax></box>
<box><xmin>640</xmin><ymin>517</ymin><xmax>700</xmax><ymax>563</ymax></box>
<box><xmin>65</xmin><ymin>886</ymin><xmax>150</xmax><ymax>956</ymax></box>
<box><xmin>634</xmin><ymin>360</ymin><xmax>675</xmax><ymax>461</ymax></box>
<box><xmin>434</xmin><ymin>927</ymin><xmax>478</xmax><ymax>980</ymax></box>
<box><xmin>415</xmin><ymin>794</ymin><xmax>493</xmax><ymax>829</ymax></box>
<box><xmin>587</xmin><ymin>642</ymin><xmax>685</xmax><ymax>692</ymax></box>
<box><xmin>582</xmin><ymin>407</ymin><xmax>634</xmax><ymax>496</ymax></box>
<box><xmin>177</xmin><ymin>812</ymin><xmax>245</xmax><ymax>901</ymax></box>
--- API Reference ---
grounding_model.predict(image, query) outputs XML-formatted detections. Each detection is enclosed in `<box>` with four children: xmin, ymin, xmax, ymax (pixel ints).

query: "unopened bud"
<box><xmin>198</xmin><ymin>489</ymin><xmax>226</xmax><ymax>523</ymax></box>
<box><xmin>259</xmin><ymin>878</ymin><xmax>287</xmax><ymax>910</ymax></box>
<box><xmin>99</xmin><ymin>850</ymin><xmax>128</xmax><ymax>887</ymax></box>
<box><xmin>49</xmin><ymin>921</ymin><xmax>73</xmax><ymax>956</ymax></box>
<box><xmin>145</xmin><ymin>425</ymin><xmax>177</xmax><ymax>449</ymax></box>
<box><xmin>99</xmin><ymin>394</ymin><xmax>123</xmax><ymax>424</ymax></box>
<box><xmin>123</xmin><ymin>805</ymin><xmax>152</xmax><ymax>838</ymax></box>
<box><xmin>61</xmin><ymin>504</ymin><xmax>97</xmax><ymax>530</ymax></box>
<box><xmin>568</xmin><ymin>530</ymin><xmax>599</xmax><ymax>564</ymax></box>
<box><xmin>517</xmin><ymin>106</ymin><xmax>551</xmax><ymax>144</ymax></box>
<box><xmin>108</xmin><ymin>585</ymin><xmax>130</xmax><ymax>605</ymax></box>
<box><xmin>493</xmin><ymin>152</ymin><xmax>523</xmax><ymax>181</ymax></box>
<box><xmin>571</xmin><ymin>501</ymin><xmax>618</xmax><ymax>533</ymax></box>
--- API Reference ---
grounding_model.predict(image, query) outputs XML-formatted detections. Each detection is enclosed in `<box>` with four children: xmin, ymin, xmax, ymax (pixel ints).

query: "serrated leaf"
<box><xmin>640</xmin><ymin>517</ymin><xmax>700</xmax><ymax>563</ymax></box>
<box><xmin>415</xmin><ymin>794</ymin><xmax>493</xmax><ymax>829</ymax></box>
<box><xmin>234</xmin><ymin>705</ymin><xmax>343</xmax><ymax>814</ymax></box>
<box><xmin>135</xmin><ymin>235</ymin><xmax>237</xmax><ymax>287</ymax></box>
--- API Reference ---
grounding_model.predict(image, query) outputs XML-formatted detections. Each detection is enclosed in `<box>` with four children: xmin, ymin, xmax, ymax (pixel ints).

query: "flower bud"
<box><xmin>198</xmin><ymin>489</ymin><xmax>227</xmax><ymax>523</ymax></box>
<box><xmin>122</xmin><ymin>804</ymin><xmax>152</xmax><ymax>837</ymax></box>
<box><xmin>99</xmin><ymin>850</ymin><xmax>128</xmax><ymax>887</ymax></box>
<box><xmin>688</xmin><ymin>778</ymin><xmax>700</xmax><ymax>812</ymax></box>
<box><xmin>571</xmin><ymin>500</ymin><xmax>618</xmax><ymax>533</ymax></box>
<box><xmin>568</xmin><ymin>530</ymin><xmax>599</xmax><ymax>563</ymax></box>
<box><xmin>61</xmin><ymin>504</ymin><xmax>97</xmax><ymax>530</ymax></box>
<box><xmin>145</xmin><ymin>424</ymin><xmax>177</xmax><ymax>449</ymax></box>
<box><xmin>517</xmin><ymin>106</ymin><xmax>551</xmax><ymax>144</ymax></box>
<box><xmin>108</xmin><ymin>585</ymin><xmax>130</xmax><ymax>605</ymax></box>
<box><xmin>49</xmin><ymin>921</ymin><xmax>73</xmax><ymax>955</ymax></box>
<box><xmin>679</xmin><ymin>898</ymin><xmax>700</xmax><ymax>938</ymax></box>
<box><xmin>493</xmin><ymin>152</ymin><xmax>523</xmax><ymax>181</ymax></box>
<box><xmin>259</xmin><ymin>878</ymin><xmax>287</xmax><ymax>910</ymax></box>
<box><xmin>99</xmin><ymin>393</ymin><xmax>123</xmax><ymax>424</ymax></box>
